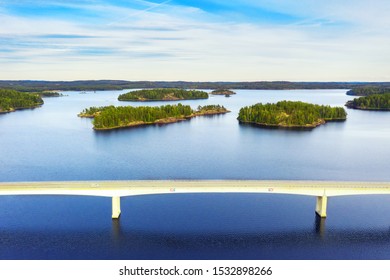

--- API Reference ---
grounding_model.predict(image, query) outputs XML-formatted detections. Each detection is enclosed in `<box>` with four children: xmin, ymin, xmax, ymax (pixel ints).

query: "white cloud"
<box><xmin>0</xmin><ymin>0</ymin><xmax>389</xmax><ymax>81</ymax></box>
<box><xmin>238</xmin><ymin>0</ymin><xmax>390</xmax><ymax>30</ymax></box>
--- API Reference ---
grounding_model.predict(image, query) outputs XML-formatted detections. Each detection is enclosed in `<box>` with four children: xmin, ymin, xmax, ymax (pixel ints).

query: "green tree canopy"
<box><xmin>345</xmin><ymin>93</ymin><xmax>390</xmax><ymax>110</ymax></box>
<box><xmin>237</xmin><ymin>101</ymin><xmax>347</xmax><ymax>128</ymax></box>
<box><xmin>79</xmin><ymin>104</ymin><xmax>229</xmax><ymax>130</ymax></box>
<box><xmin>0</xmin><ymin>89</ymin><xmax>43</xmax><ymax>112</ymax></box>
<box><xmin>118</xmin><ymin>88</ymin><xmax>208</xmax><ymax>101</ymax></box>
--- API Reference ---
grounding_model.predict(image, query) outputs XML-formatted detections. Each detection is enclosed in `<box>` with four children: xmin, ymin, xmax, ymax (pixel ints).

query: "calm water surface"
<box><xmin>1</xmin><ymin>89</ymin><xmax>390</xmax><ymax>259</ymax></box>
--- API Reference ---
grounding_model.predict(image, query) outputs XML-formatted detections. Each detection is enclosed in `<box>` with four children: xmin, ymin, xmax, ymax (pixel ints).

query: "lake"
<box><xmin>1</xmin><ymin>89</ymin><xmax>390</xmax><ymax>259</ymax></box>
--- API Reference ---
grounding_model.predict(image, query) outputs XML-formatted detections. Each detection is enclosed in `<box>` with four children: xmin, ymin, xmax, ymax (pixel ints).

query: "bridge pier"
<box><xmin>112</xmin><ymin>196</ymin><xmax>121</xmax><ymax>219</ymax></box>
<box><xmin>315</xmin><ymin>195</ymin><xmax>327</xmax><ymax>218</ymax></box>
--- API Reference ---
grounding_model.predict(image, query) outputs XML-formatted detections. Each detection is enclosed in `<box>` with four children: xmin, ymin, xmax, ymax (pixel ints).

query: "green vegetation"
<box><xmin>196</xmin><ymin>105</ymin><xmax>229</xmax><ymax>115</ymax></box>
<box><xmin>0</xmin><ymin>89</ymin><xmax>44</xmax><ymax>113</ymax></box>
<box><xmin>238</xmin><ymin>101</ymin><xmax>347</xmax><ymax>128</ymax></box>
<box><xmin>346</xmin><ymin>86</ymin><xmax>390</xmax><ymax>96</ymax></box>
<box><xmin>210</xmin><ymin>89</ymin><xmax>236</xmax><ymax>95</ymax></box>
<box><xmin>79</xmin><ymin>104</ymin><xmax>229</xmax><ymax>130</ymax></box>
<box><xmin>78</xmin><ymin>106</ymin><xmax>114</xmax><ymax>118</ymax></box>
<box><xmin>345</xmin><ymin>93</ymin><xmax>390</xmax><ymax>110</ymax></box>
<box><xmin>39</xmin><ymin>91</ymin><xmax>63</xmax><ymax>97</ymax></box>
<box><xmin>118</xmin><ymin>88</ymin><xmax>209</xmax><ymax>101</ymax></box>
<box><xmin>3</xmin><ymin>80</ymin><xmax>390</xmax><ymax>92</ymax></box>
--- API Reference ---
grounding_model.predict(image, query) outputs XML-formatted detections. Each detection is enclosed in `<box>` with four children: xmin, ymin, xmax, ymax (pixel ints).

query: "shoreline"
<box><xmin>345</xmin><ymin>105</ymin><xmax>390</xmax><ymax>111</ymax></box>
<box><xmin>238</xmin><ymin>117</ymin><xmax>346</xmax><ymax>130</ymax></box>
<box><xmin>0</xmin><ymin>103</ymin><xmax>43</xmax><ymax>114</ymax></box>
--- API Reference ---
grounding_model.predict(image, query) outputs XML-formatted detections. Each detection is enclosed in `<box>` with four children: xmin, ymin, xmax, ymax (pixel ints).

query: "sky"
<box><xmin>0</xmin><ymin>0</ymin><xmax>389</xmax><ymax>81</ymax></box>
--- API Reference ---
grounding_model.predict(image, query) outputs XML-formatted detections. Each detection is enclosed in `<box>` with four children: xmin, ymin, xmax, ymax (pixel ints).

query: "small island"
<box><xmin>345</xmin><ymin>93</ymin><xmax>390</xmax><ymax>111</ymax></box>
<box><xmin>210</xmin><ymin>89</ymin><xmax>236</xmax><ymax>96</ymax></box>
<box><xmin>0</xmin><ymin>89</ymin><xmax>44</xmax><ymax>113</ymax></box>
<box><xmin>237</xmin><ymin>101</ymin><xmax>347</xmax><ymax>129</ymax></box>
<box><xmin>79</xmin><ymin>104</ymin><xmax>229</xmax><ymax>130</ymax></box>
<box><xmin>118</xmin><ymin>88</ymin><xmax>209</xmax><ymax>101</ymax></box>
<box><xmin>39</xmin><ymin>91</ymin><xmax>63</xmax><ymax>97</ymax></box>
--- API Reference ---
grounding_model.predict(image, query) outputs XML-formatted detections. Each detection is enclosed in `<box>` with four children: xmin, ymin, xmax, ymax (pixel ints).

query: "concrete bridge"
<box><xmin>1</xmin><ymin>180</ymin><xmax>390</xmax><ymax>219</ymax></box>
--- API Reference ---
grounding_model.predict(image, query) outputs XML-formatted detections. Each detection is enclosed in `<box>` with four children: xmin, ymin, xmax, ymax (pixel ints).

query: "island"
<box><xmin>39</xmin><ymin>91</ymin><xmax>63</xmax><ymax>97</ymax></box>
<box><xmin>79</xmin><ymin>104</ymin><xmax>230</xmax><ymax>130</ymax></box>
<box><xmin>210</xmin><ymin>89</ymin><xmax>236</xmax><ymax>96</ymax></box>
<box><xmin>118</xmin><ymin>88</ymin><xmax>208</xmax><ymax>101</ymax></box>
<box><xmin>237</xmin><ymin>101</ymin><xmax>347</xmax><ymax>129</ymax></box>
<box><xmin>345</xmin><ymin>93</ymin><xmax>390</xmax><ymax>111</ymax></box>
<box><xmin>346</xmin><ymin>86</ymin><xmax>390</xmax><ymax>96</ymax></box>
<box><xmin>0</xmin><ymin>89</ymin><xmax>44</xmax><ymax>113</ymax></box>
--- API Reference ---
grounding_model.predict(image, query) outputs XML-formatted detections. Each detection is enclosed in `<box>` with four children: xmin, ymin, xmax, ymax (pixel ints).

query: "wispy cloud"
<box><xmin>106</xmin><ymin>0</ymin><xmax>172</xmax><ymax>26</ymax></box>
<box><xmin>0</xmin><ymin>0</ymin><xmax>389</xmax><ymax>81</ymax></box>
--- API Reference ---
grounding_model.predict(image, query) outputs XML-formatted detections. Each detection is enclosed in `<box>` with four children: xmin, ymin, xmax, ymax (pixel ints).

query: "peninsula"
<box><xmin>237</xmin><ymin>101</ymin><xmax>347</xmax><ymax>129</ymax></box>
<box><xmin>79</xmin><ymin>104</ymin><xmax>229</xmax><ymax>130</ymax></box>
<box><xmin>0</xmin><ymin>89</ymin><xmax>44</xmax><ymax>113</ymax></box>
<box><xmin>118</xmin><ymin>88</ymin><xmax>208</xmax><ymax>101</ymax></box>
<box><xmin>345</xmin><ymin>93</ymin><xmax>390</xmax><ymax>110</ymax></box>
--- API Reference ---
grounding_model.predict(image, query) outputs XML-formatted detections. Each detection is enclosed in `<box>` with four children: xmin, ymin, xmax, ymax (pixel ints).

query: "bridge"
<box><xmin>1</xmin><ymin>180</ymin><xmax>390</xmax><ymax>219</ymax></box>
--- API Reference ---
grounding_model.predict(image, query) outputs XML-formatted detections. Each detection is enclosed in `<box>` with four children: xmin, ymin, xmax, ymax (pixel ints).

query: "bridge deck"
<box><xmin>1</xmin><ymin>180</ymin><xmax>390</xmax><ymax>197</ymax></box>
<box><xmin>1</xmin><ymin>180</ymin><xmax>390</xmax><ymax>219</ymax></box>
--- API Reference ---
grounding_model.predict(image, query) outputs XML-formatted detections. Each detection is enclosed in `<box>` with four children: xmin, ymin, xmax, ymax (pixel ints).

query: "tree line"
<box><xmin>237</xmin><ymin>101</ymin><xmax>347</xmax><ymax>127</ymax></box>
<box><xmin>118</xmin><ymin>88</ymin><xmax>209</xmax><ymax>101</ymax></box>
<box><xmin>3</xmin><ymin>80</ymin><xmax>390</xmax><ymax>92</ymax></box>
<box><xmin>0</xmin><ymin>89</ymin><xmax>43</xmax><ymax>112</ymax></box>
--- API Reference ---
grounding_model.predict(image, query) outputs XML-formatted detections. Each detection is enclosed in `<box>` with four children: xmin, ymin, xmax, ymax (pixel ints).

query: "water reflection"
<box><xmin>2</xmin><ymin>223</ymin><xmax>390</xmax><ymax>259</ymax></box>
<box><xmin>111</xmin><ymin>219</ymin><xmax>122</xmax><ymax>243</ymax></box>
<box><xmin>314</xmin><ymin>215</ymin><xmax>326</xmax><ymax>238</ymax></box>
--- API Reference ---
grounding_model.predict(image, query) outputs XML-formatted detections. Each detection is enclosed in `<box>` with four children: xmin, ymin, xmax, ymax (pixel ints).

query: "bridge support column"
<box><xmin>112</xmin><ymin>196</ymin><xmax>121</xmax><ymax>219</ymax></box>
<box><xmin>315</xmin><ymin>196</ymin><xmax>327</xmax><ymax>218</ymax></box>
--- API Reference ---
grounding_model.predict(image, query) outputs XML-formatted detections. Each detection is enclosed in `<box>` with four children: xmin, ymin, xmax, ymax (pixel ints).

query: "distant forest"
<box><xmin>1</xmin><ymin>80</ymin><xmax>390</xmax><ymax>92</ymax></box>
<box><xmin>0</xmin><ymin>89</ymin><xmax>43</xmax><ymax>113</ymax></box>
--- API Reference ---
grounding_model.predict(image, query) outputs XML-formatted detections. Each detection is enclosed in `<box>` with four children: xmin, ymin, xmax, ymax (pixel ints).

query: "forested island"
<box><xmin>0</xmin><ymin>89</ymin><xmax>44</xmax><ymax>113</ymax></box>
<box><xmin>210</xmin><ymin>89</ymin><xmax>236</xmax><ymax>96</ymax></box>
<box><xmin>346</xmin><ymin>86</ymin><xmax>390</xmax><ymax>96</ymax></box>
<box><xmin>345</xmin><ymin>93</ymin><xmax>390</xmax><ymax>110</ymax></box>
<box><xmin>79</xmin><ymin>104</ymin><xmax>229</xmax><ymax>130</ymax></box>
<box><xmin>118</xmin><ymin>88</ymin><xmax>209</xmax><ymax>101</ymax></box>
<box><xmin>237</xmin><ymin>101</ymin><xmax>347</xmax><ymax>129</ymax></box>
<box><xmin>39</xmin><ymin>91</ymin><xmax>63</xmax><ymax>97</ymax></box>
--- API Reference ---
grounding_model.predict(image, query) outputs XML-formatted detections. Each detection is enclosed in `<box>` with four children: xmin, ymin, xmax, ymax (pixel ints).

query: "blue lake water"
<box><xmin>1</xmin><ymin>89</ymin><xmax>390</xmax><ymax>259</ymax></box>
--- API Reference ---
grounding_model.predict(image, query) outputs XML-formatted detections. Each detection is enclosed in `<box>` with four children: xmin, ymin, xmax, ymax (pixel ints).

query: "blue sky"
<box><xmin>0</xmin><ymin>0</ymin><xmax>389</xmax><ymax>81</ymax></box>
